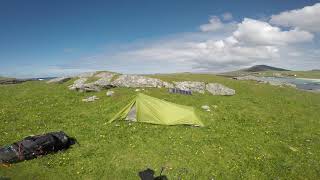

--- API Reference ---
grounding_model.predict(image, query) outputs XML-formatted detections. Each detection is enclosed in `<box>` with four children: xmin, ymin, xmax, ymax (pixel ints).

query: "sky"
<box><xmin>0</xmin><ymin>0</ymin><xmax>319</xmax><ymax>78</ymax></box>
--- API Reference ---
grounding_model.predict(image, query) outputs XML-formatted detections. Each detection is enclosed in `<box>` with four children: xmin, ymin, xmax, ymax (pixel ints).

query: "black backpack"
<box><xmin>138</xmin><ymin>168</ymin><xmax>168</xmax><ymax>180</ymax></box>
<box><xmin>0</xmin><ymin>131</ymin><xmax>77</xmax><ymax>164</ymax></box>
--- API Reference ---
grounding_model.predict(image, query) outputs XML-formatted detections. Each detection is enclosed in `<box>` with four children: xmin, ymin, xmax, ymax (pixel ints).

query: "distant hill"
<box><xmin>242</xmin><ymin>65</ymin><xmax>290</xmax><ymax>72</ymax></box>
<box><xmin>219</xmin><ymin>65</ymin><xmax>290</xmax><ymax>77</ymax></box>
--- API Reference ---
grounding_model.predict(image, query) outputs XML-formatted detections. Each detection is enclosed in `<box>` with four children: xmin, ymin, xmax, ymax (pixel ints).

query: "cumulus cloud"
<box><xmin>200</xmin><ymin>15</ymin><xmax>237</xmax><ymax>32</ymax></box>
<box><xmin>233</xmin><ymin>18</ymin><xmax>314</xmax><ymax>45</ymax></box>
<box><xmin>200</xmin><ymin>16</ymin><xmax>224</xmax><ymax>32</ymax></box>
<box><xmin>54</xmin><ymin>4</ymin><xmax>319</xmax><ymax>75</ymax></box>
<box><xmin>108</xmin><ymin>17</ymin><xmax>314</xmax><ymax>72</ymax></box>
<box><xmin>270</xmin><ymin>3</ymin><xmax>320</xmax><ymax>32</ymax></box>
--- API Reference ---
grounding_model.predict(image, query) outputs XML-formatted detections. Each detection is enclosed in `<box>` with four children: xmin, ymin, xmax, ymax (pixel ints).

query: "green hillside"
<box><xmin>1</xmin><ymin>74</ymin><xmax>320</xmax><ymax>179</ymax></box>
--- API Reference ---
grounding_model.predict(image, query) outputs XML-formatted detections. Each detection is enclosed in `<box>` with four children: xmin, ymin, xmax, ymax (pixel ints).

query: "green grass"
<box><xmin>1</xmin><ymin>74</ymin><xmax>320</xmax><ymax>179</ymax></box>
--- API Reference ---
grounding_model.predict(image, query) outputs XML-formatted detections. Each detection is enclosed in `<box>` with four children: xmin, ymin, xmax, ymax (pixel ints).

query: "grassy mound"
<box><xmin>0</xmin><ymin>74</ymin><xmax>319</xmax><ymax>179</ymax></box>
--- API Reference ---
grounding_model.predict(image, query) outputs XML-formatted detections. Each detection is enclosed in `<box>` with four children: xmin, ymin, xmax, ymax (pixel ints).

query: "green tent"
<box><xmin>109</xmin><ymin>93</ymin><xmax>204</xmax><ymax>126</ymax></box>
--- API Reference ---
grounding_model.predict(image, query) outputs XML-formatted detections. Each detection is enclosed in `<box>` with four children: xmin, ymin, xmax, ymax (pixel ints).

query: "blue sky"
<box><xmin>1</xmin><ymin>0</ymin><xmax>319</xmax><ymax>77</ymax></box>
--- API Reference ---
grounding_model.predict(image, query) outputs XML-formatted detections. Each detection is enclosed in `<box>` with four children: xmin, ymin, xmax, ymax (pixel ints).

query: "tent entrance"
<box><xmin>125</xmin><ymin>104</ymin><xmax>137</xmax><ymax>122</ymax></box>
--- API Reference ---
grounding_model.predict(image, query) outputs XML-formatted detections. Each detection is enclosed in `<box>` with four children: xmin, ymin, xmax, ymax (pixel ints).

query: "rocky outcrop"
<box><xmin>93</xmin><ymin>78</ymin><xmax>114</xmax><ymax>88</ymax></box>
<box><xmin>0</xmin><ymin>78</ymin><xmax>26</xmax><ymax>85</ymax></box>
<box><xmin>69</xmin><ymin>78</ymin><xmax>87</xmax><ymax>91</ymax></box>
<box><xmin>173</xmin><ymin>81</ymin><xmax>206</xmax><ymax>93</ymax></box>
<box><xmin>46</xmin><ymin>77</ymin><xmax>71</xmax><ymax>84</ymax></box>
<box><xmin>81</xmin><ymin>83</ymin><xmax>101</xmax><ymax>92</ymax></box>
<box><xmin>93</xmin><ymin>72</ymin><xmax>115</xmax><ymax>88</ymax></box>
<box><xmin>206</xmin><ymin>83</ymin><xmax>236</xmax><ymax>96</ymax></box>
<box><xmin>67</xmin><ymin>72</ymin><xmax>236</xmax><ymax>96</ymax></box>
<box><xmin>69</xmin><ymin>72</ymin><xmax>116</xmax><ymax>92</ymax></box>
<box><xmin>111</xmin><ymin>75</ymin><xmax>166</xmax><ymax>88</ymax></box>
<box><xmin>234</xmin><ymin>75</ymin><xmax>296</xmax><ymax>88</ymax></box>
<box><xmin>266</xmin><ymin>81</ymin><xmax>296</xmax><ymax>88</ymax></box>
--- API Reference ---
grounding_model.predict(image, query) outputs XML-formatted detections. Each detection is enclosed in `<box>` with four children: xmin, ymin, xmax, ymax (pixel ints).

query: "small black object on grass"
<box><xmin>139</xmin><ymin>167</ymin><xmax>168</xmax><ymax>180</ymax></box>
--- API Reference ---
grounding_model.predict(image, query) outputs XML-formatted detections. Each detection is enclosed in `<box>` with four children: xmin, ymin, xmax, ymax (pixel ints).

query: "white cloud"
<box><xmin>55</xmin><ymin>16</ymin><xmax>318</xmax><ymax>74</ymax></box>
<box><xmin>200</xmin><ymin>16</ymin><xmax>223</xmax><ymax>32</ymax></box>
<box><xmin>233</xmin><ymin>18</ymin><xmax>314</xmax><ymax>46</ymax></box>
<box><xmin>270</xmin><ymin>3</ymin><xmax>320</xmax><ymax>32</ymax></box>
<box><xmin>200</xmin><ymin>15</ymin><xmax>237</xmax><ymax>32</ymax></box>
<box><xmin>42</xmin><ymin>5</ymin><xmax>320</xmax><ymax>76</ymax></box>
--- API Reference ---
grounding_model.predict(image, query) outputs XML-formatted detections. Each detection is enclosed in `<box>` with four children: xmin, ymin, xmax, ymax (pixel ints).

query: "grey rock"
<box><xmin>234</xmin><ymin>75</ymin><xmax>296</xmax><ymax>88</ymax></box>
<box><xmin>106</xmin><ymin>90</ymin><xmax>114</xmax><ymax>96</ymax></box>
<box><xmin>69</xmin><ymin>74</ymin><xmax>114</xmax><ymax>92</ymax></box>
<box><xmin>69</xmin><ymin>78</ymin><xmax>88</xmax><ymax>91</ymax></box>
<box><xmin>80</xmin><ymin>83</ymin><xmax>101</xmax><ymax>92</ymax></box>
<box><xmin>82</xmin><ymin>95</ymin><xmax>99</xmax><ymax>102</ymax></box>
<box><xmin>206</xmin><ymin>83</ymin><xmax>236</xmax><ymax>96</ymax></box>
<box><xmin>94</xmin><ymin>78</ymin><xmax>114</xmax><ymax>88</ymax></box>
<box><xmin>111</xmin><ymin>75</ymin><xmax>165</xmax><ymax>88</ymax></box>
<box><xmin>46</xmin><ymin>77</ymin><xmax>71</xmax><ymax>84</ymax></box>
<box><xmin>267</xmin><ymin>81</ymin><xmax>296</xmax><ymax>88</ymax></box>
<box><xmin>201</xmin><ymin>105</ymin><xmax>210</xmax><ymax>111</ymax></box>
<box><xmin>92</xmin><ymin>72</ymin><xmax>115</xmax><ymax>89</ymax></box>
<box><xmin>0</xmin><ymin>78</ymin><xmax>26</xmax><ymax>85</ymax></box>
<box><xmin>174</xmin><ymin>81</ymin><xmax>206</xmax><ymax>93</ymax></box>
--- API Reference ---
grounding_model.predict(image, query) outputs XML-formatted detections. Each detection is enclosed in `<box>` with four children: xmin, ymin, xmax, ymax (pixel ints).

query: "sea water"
<box><xmin>258</xmin><ymin>77</ymin><xmax>320</xmax><ymax>91</ymax></box>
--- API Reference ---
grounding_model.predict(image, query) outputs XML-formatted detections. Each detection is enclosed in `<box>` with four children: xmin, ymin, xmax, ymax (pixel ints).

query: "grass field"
<box><xmin>0</xmin><ymin>74</ymin><xmax>320</xmax><ymax>179</ymax></box>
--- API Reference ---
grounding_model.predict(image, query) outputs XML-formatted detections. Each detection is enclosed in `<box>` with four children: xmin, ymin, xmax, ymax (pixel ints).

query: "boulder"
<box><xmin>82</xmin><ymin>96</ymin><xmax>99</xmax><ymax>102</ymax></box>
<box><xmin>174</xmin><ymin>81</ymin><xmax>206</xmax><ymax>93</ymax></box>
<box><xmin>69</xmin><ymin>74</ymin><xmax>115</xmax><ymax>92</ymax></box>
<box><xmin>111</xmin><ymin>75</ymin><xmax>165</xmax><ymax>88</ymax></box>
<box><xmin>68</xmin><ymin>78</ymin><xmax>88</xmax><ymax>90</ymax></box>
<box><xmin>93</xmin><ymin>78</ymin><xmax>114</xmax><ymax>88</ymax></box>
<box><xmin>206</xmin><ymin>83</ymin><xmax>235</xmax><ymax>96</ymax></box>
<box><xmin>201</xmin><ymin>105</ymin><xmax>210</xmax><ymax>111</ymax></box>
<box><xmin>106</xmin><ymin>90</ymin><xmax>114</xmax><ymax>96</ymax></box>
<box><xmin>80</xmin><ymin>83</ymin><xmax>101</xmax><ymax>92</ymax></box>
<box><xmin>46</xmin><ymin>77</ymin><xmax>71</xmax><ymax>84</ymax></box>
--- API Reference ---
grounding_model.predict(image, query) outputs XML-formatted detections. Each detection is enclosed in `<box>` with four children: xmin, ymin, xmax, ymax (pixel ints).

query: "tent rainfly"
<box><xmin>109</xmin><ymin>93</ymin><xmax>204</xmax><ymax>126</ymax></box>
